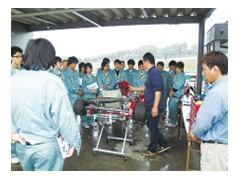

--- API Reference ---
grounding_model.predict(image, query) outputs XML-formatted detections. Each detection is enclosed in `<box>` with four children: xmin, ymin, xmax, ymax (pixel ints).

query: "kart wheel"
<box><xmin>73</xmin><ymin>99</ymin><xmax>87</xmax><ymax>115</ymax></box>
<box><xmin>133</xmin><ymin>102</ymin><xmax>146</xmax><ymax>123</ymax></box>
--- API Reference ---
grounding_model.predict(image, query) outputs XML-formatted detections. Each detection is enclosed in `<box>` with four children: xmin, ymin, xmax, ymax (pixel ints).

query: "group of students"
<box><xmin>11</xmin><ymin>38</ymin><xmax>228</xmax><ymax>171</ymax></box>
<box><xmin>11</xmin><ymin>40</ymin><xmax>186</xmax><ymax>166</ymax></box>
<box><xmin>48</xmin><ymin>56</ymin><xmax>149</xmax><ymax>128</ymax></box>
<box><xmin>51</xmin><ymin>55</ymin><xmax>186</xmax><ymax>129</ymax></box>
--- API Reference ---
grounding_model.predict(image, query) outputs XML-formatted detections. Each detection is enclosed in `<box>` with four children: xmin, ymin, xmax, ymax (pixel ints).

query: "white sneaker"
<box><xmin>165</xmin><ymin>122</ymin><xmax>177</xmax><ymax>128</ymax></box>
<box><xmin>83</xmin><ymin>125</ymin><xmax>90</xmax><ymax>129</ymax></box>
<box><xmin>11</xmin><ymin>157</ymin><xmax>20</xmax><ymax>164</ymax></box>
<box><xmin>165</xmin><ymin>118</ymin><xmax>170</xmax><ymax>124</ymax></box>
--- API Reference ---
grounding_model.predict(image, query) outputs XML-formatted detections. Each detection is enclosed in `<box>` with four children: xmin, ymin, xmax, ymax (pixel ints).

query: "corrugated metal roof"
<box><xmin>11</xmin><ymin>8</ymin><xmax>215</xmax><ymax>31</ymax></box>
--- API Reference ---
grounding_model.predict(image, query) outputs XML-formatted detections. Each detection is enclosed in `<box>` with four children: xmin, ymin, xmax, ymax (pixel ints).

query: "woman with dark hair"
<box><xmin>166</xmin><ymin>61</ymin><xmax>186</xmax><ymax>127</ymax></box>
<box><xmin>133</xmin><ymin>60</ymin><xmax>147</xmax><ymax>88</ymax></box>
<box><xmin>112</xmin><ymin>59</ymin><xmax>127</xmax><ymax>86</ymax></box>
<box><xmin>78</xmin><ymin>62</ymin><xmax>85</xmax><ymax>76</ymax></box>
<box><xmin>82</xmin><ymin>63</ymin><xmax>99</xmax><ymax>128</ymax></box>
<box><xmin>124</xmin><ymin>59</ymin><xmax>138</xmax><ymax>86</ymax></box>
<box><xmin>97</xmin><ymin>60</ymin><xmax>115</xmax><ymax>94</ymax></box>
<box><xmin>96</xmin><ymin>57</ymin><xmax>113</xmax><ymax>76</ymax></box>
<box><xmin>11</xmin><ymin>38</ymin><xmax>81</xmax><ymax>171</ymax></box>
<box><xmin>49</xmin><ymin>56</ymin><xmax>62</xmax><ymax>79</ymax></box>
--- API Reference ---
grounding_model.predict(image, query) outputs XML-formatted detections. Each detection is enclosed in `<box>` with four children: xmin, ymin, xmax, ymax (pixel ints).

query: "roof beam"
<box><xmin>12</xmin><ymin>18</ymin><xmax>36</xmax><ymax>26</ymax></box>
<box><xmin>11</xmin><ymin>9</ymin><xmax>24</xmax><ymax>15</ymax></box>
<box><xmin>11</xmin><ymin>8</ymin><xmax>98</xmax><ymax>19</ymax></box>
<box><xmin>12</xmin><ymin>8</ymin><xmax>58</xmax><ymax>26</ymax></box>
<box><xmin>30</xmin><ymin>15</ymin><xmax>202</xmax><ymax>32</ymax></box>
<box><xmin>30</xmin><ymin>21</ymin><xmax>97</xmax><ymax>31</ymax></box>
<box><xmin>111</xmin><ymin>8</ymin><xmax>125</xmax><ymax>19</ymax></box>
<box><xmin>203</xmin><ymin>8</ymin><xmax>216</xmax><ymax>19</ymax></box>
<box><xmin>141</xmin><ymin>8</ymin><xmax>149</xmax><ymax>19</ymax></box>
<box><xmin>72</xmin><ymin>11</ymin><xmax>101</xmax><ymax>27</ymax></box>
<box><xmin>126</xmin><ymin>8</ymin><xmax>136</xmax><ymax>18</ymax></box>
<box><xmin>155</xmin><ymin>8</ymin><xmax>163</xmax><ymax>16</ymax></box>
<box><xmin>170</xmin><ymin>8</ymin><xmax>178</xmax><ymax>16</ymax></box>
<box><xmin>102</xmin><ymin>16</ymin><xmax>202</xmax><ymax>26</ymax></box>
<box><xmin>32</xmin><ymin>16</ymin><xmax>59</xmax><ymax>26</ymax></box>
<box><xmin>97</xmin><ymin>9</ymin><xmax>113</xmax><ymax>20</ymax></box>
<box><xmin>47</xmin><ymin>14</ymin><xmax>68</xmax><ymax>23</ymax></box>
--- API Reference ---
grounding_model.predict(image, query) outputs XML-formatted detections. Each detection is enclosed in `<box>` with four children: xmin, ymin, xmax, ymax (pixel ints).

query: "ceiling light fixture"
<box><xmin>163</xmin><ymin>13</ymin><xmax>169</xmax><ymax>17</ymax></box>
<box><xmin>177</xmin><ymin>12</ymin><xmax>183</xmax><ymax>16</ymax></box>
<box><xmin>150</xmin><ymin>13</ymin><xmax>157</xmax><ymax>18</ymax></box>
<box><xmin>127</xmin><ymin>15</ymin><xmax>132</xmax><ymax>19</ymax></box>
<box><xmin>190</xmin><ymin>12</ymin><xmax>197</xmax><ymax>16</ymax></box>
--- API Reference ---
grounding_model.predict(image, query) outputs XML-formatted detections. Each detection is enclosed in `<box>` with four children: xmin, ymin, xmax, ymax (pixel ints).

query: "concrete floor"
<box><xmin>11</xmin><ymin>118</ymin><xmax>200</xmax><ymax>171</ymax></box>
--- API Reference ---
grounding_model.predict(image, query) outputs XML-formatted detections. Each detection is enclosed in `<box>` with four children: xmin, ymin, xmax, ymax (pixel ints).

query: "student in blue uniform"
<box><xmin>97</xmin><ymin>60</ymin><xmax>115</xmax><ymax>94</ymax></box>
<box><xmin>133</xmin><ymin>60</ymin><xmax>147</xmax><ymax>88</ymax></box>
<box><xmin>112</xmin><ymin>59</ymin><xmax>127</xmax><ymax>87</ymax></box>
<box><xmin>11</xmin><ymin>38</ymin><xmax>81</xmax><ymax>171</ymax></box>
<box><xmin>167</xmin><ymin>60</ymin><xmax>177</xmax><ymax>93</ymax></box>
<box><xmin>157</xmin><ymin>61</ymin><xmax>170</xmax><ymax>119</ymax></box>
<box><xmin>78</xmin><ymin>62</ymin><xmax>85</xmax><ymax>79</ymax></box>
<box><xmin>61</xmin><ymin>59</ymin><xmax>68</xmax><ymax>75</ymax></box>
<box><xmin>49</xmin><ymin>56</ymin><xmax>62</xmax><ymax>79</ymax></box>
<box><xmin>124</xmin><ymin>59</ymin><xmax>138</xmax><ymax>86</ymax></box>
<box><xmin>96</xmin><ymin>57</ymin><xmax>112</xmax><ymax>76</ymax></box>
<box><xmin>11</xmin><ymin>46</ymin><xmax>23</xmax><ymax>75</ymax></box>
<box><xmin>11</xmin><ymin>46</ymin><xmax>23</xmax><ymax>164</ymax></box>
<box><xmin>78</xmin><ymin>62</ymin><xmax>85</xmax><ymax>100</ymax></box>
<box><xmin>166</xmin><ymin>61</ymin><xmax>186</xmax><ymax>127</ymax></box>
<box><xmin>77</xmin><ymin>62</ymin><xmax>86</xmax><ymax>126</ymax></box>
<box><xmin>120</xmin><ymin>60</ymin><xmax>126</xmax><ymax>70</ymax></box>
<box><xmin>82</xmin><ymin>63</ymin><xmax>98</xmax><ymax>128</ymax></box>
<box><xmin>62</xmin><ymin>56</ymin><xmax>83</xmax><ymax>107</ymax></box>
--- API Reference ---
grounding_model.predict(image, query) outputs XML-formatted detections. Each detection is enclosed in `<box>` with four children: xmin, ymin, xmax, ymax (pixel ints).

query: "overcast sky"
<box><xmin>33</xmin><ymin>24</ymin><xmax>199</xmax><ymax>58</ymax></box>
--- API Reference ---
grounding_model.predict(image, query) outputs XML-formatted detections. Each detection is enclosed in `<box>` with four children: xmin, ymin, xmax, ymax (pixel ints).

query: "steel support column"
<box><xmin>196</xmin><ymin>19</ymin><xmax>205</xmax><ymax>94</ymax></box>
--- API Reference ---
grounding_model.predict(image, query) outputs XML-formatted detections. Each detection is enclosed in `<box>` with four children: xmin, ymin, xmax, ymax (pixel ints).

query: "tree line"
<box><xmin>82</xmin><ymin>42</ymin><xmax>197</xmax><ymax>62</ymax></box>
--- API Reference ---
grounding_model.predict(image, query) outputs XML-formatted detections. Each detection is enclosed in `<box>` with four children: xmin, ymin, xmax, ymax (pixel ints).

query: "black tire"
<box><xmin>73</xmin><ymin>99</ymin><xmax>87</xmax><ymax>115</ymax></box>
<box><xmin>133</xmin><ymin>102</ymin><xmax>146</xmax><ymax>123</ymax></box>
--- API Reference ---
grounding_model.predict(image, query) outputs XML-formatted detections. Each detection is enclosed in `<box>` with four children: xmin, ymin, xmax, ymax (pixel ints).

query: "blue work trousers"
<box><xmin>16</xmin><ymin>140</ymin><xmax>64</xmax><ymax>171</ymax></box>
<box><xmin>168</xmin><ymin>97</ymin><xmax>179</xmax><ymax>125</ymax></box>
<box><xmin>11</xmin><ymin>142</ymin><xmax>17</xmax><ymax>158</ymax></box>
<box><xmin>81</xmin><ymin>115</ymin><xmax>94</xmax><ymax>126</ymax></box>
<box><xmin>146</xmin><ymin>106</ymin><xmax>170</xmax><ymax>152</ymax></box>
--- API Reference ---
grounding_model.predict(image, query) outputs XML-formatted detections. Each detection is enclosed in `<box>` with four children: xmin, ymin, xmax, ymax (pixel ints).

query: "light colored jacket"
<box><xmin>11</xmin><ymin>70</ymin><xmax>81</xmax><ymax>153</ymax></box>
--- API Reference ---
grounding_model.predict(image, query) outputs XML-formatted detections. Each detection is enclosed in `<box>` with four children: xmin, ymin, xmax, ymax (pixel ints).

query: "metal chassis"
<box><xmin>92</xmin><ymin>114</ymin><xmax>133</xmax><ymax>161</ymax></box>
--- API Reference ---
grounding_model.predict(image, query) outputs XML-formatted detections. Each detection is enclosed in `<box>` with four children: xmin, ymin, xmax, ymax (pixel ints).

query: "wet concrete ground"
<box><xmin>11</xmin><ymin>118</ymin><xmax>200</xmax><ymax>171</ymax></box>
